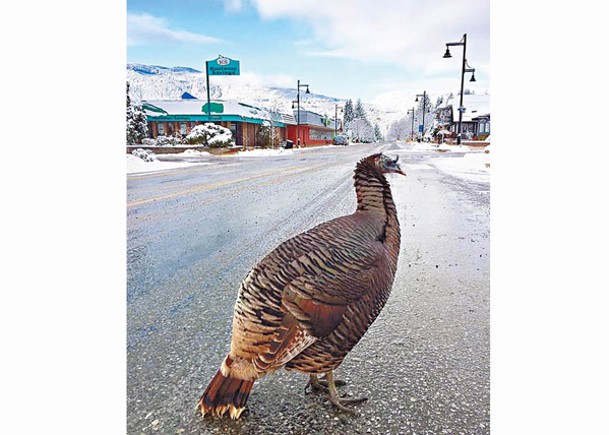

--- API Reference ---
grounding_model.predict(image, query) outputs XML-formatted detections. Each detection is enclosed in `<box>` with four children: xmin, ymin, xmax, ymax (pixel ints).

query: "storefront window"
<box><xmin>158</xmin><ymin>123</ymin><xmax>165</xmax><ymax>135</ymax></box>
<box><xmin>310</xmin><ymin>129</ymin><xmax>332</xmax><ymax>140</ymax></box>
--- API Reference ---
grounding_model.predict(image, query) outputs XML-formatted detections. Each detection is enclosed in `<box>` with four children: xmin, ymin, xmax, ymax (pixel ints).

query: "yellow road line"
<box><xmin>127</xmin><ymin>163</ymin><xmax>327</xmax><ymax>208</ymax></box>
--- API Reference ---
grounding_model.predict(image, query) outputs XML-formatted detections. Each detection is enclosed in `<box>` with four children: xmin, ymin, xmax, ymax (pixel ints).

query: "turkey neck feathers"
<box><xmin>353</xmin><ymin>154</ymin><xmax>398</xmax><ymax>240</ymax></box>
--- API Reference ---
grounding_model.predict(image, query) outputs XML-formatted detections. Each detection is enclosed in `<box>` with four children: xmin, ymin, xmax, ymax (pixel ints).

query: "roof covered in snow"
<box><xmin>437</xmin><ymin>93</ymin><xmax>490</xmax><ymax>122</ymax></box>
<box><xmin>142</xmin><ymin>99</ymin><xmax>296</xmax><ymax>126</ymax></box>
<box><xmin>293</xmin><ymin>109</ymin><xmax>339</xmax><ymax>130</ymax></box>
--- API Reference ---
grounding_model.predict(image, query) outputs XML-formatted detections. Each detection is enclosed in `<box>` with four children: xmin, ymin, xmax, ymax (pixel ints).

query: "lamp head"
<box><xmin>443</xmin><ymin>47</ymin><xmax>452</xmax><ymax>58</ymax></box>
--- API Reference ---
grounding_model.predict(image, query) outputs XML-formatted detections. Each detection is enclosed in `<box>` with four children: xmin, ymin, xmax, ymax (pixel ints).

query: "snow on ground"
<box><xmin>127</xmin><ymin>144</ymin><xmax>490</xmax><ymax>183</ymax></box>
<box><xmin>437</xmin><ymin>144</ymin><xmax>471</xmax><ymax>153</ymax></box>
<box><xmin>392</xmin><ymin>141</ymin><xmax>490</xmax><ymax>183</ymax></box>
<box><xmin>235</xmin><ymin>145</ymin><xmax>343</xmax><ymax>157</ymax></box>
<box><xmin>236</xmin><ymin>148</ymin><xmax>295</xmax><ymax>157</ymax></box>
<box><xmin>127</xmin><ymin>153</ymin><xmax>207</xmax><ymax>174</ymax></box>
<box><xmin>429</xmin><ymin>152</ymin><xmax>490</xmax><ymax>183</ymax></box>
<box><xmin>181</xmin><ymin>149</ymin><xmax>211</xmax><ymax>156</ymax></box>
<box><xmin>127</xmin><ymin>144</ymin><xmax>346</xmax><ymax>173</ymax></box>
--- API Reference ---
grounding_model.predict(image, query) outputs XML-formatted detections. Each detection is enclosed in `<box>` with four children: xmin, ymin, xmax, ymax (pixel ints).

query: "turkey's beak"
<box><xmin>393</xmin><ymin>156</ymin><xmax>406</xmax><ymax>176</ymax></box>
<box><xmin>394</xmin><ymin>164</ymin><xmax>407</xmax><ymax>176</ymax></box>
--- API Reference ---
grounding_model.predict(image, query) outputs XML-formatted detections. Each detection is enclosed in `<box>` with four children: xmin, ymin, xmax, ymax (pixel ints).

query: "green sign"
<box><xmin>201</xmin><ymin>102</ymin><xmax>224</xmax><ymax>114</ymax></box>
<box><xmin>142</xmin><ymin>102</ymin><xmax>168</xmax><ymax>115</ymax></box>
<box><xmin>207</xmin><ymin>56</ymin><xmax>240</xmax><ymax>76</ymax></box>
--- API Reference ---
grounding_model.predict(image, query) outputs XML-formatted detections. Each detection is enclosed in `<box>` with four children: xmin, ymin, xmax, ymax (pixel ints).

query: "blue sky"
<box><xmin>127</xmin><ymin>0</ymin><xmax>490</xmax><ymax>104</ymax></box>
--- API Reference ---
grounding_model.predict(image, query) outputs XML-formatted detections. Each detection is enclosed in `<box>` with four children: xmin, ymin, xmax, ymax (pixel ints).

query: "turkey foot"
<box><xmin>305</xmin><ymin>374</ymin><xmax>348</xmax><ymax>394</ymax></box>
<box><xmin>305</xmin><ymin>374</ymin><xmax>329</xmax><ymax>393</ymax></box>
<box><xmin>324</xmin><ymin>371</ymin><xmax>367</xmax><ymax>414</ymax></box>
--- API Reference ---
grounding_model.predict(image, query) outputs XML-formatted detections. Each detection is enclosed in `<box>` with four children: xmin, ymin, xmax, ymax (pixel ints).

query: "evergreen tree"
<box><xmin>343</xmin><ymin>99</ymin><xmax>354</xmax><ymax>124</ymax></box>
<box><xmin>374</xmin><ymin>123</ymin><xmax>383</xmax><ymax>142</ymax></box>
<box><xmin>127</xmin><ymin>81</ymin><xmax>148</xmax><ymax>145</ymax></box>
<box><xmin>354</xmin><ymin>98</ymin><xmax>367</xmax><ymax>120</ymax></box>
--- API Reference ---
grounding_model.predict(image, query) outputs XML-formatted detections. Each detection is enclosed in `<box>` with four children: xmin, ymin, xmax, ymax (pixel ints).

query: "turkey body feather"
<box><xmin>199</xmin><ymin>153</ymin><xmax>405</xmax><ymax>419</ymax></box>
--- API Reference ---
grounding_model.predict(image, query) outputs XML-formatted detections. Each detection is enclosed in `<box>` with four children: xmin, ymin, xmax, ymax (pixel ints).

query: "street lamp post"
<box><xmin>443</xmin><ymin>33</ymin><xmax>476</xmax><ymax>145</ymax></box>
<box><xmin>292</xmin><ymin>79</ymin><xmax>310</xmax><ymax>147</ymax></box>
<box><xmin>334</xmin><ymin>104</ymin><xmax>343</xmax><ymax>138</ymax></box>
<box><xmin>407</xmin><ymin>107</ymin><xmax>415</xmax><ymax>141</ymax></box>
<box><xmin>415</xmin><ymin>91</ymin><xmax>428</xmax><ymax>141</ymax></box>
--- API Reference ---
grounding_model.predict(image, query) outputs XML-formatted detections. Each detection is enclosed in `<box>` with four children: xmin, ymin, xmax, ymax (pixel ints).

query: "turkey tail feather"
<box><xmin>198</xmin><ymin>370</ymin><xmax>254</xmax><ymax>420</ymax></box>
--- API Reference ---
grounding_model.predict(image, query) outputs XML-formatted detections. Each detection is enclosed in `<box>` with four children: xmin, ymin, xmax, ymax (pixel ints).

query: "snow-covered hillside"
<box><xmin>126</xmin><ymin>64</ymin><xmax>405</xmax><ymax>135</ymax></box>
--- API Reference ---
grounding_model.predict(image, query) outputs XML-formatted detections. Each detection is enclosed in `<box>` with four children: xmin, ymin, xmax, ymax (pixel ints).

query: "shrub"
<box><xmin>155</xmin><ymin>135</ymin><xmax>182</xmax><ymax>146</ymax></box>
<box><xmin>185</xmin><ymin>123</ymin><xmax>235</xmax><ymax>147</ymax></box>
<box><xmin>131</xmin><ymin>148</ymin><xmax>157</xmax><ymax>162</ymax></box>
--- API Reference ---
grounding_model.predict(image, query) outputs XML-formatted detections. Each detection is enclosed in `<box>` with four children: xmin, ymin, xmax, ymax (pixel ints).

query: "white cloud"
<box><xmin>127</xmin><ymin>13</ymin><xmax>221</xmax><ymax>46</ymax></box>
<box><xmin>250</xmin><ymin>0</ymin><xmax>489</xmax><ymax>75</ymax></box>
<box><xmin>224</xmin><ymin>0</ymin><xmax>244</xmax><ymax>12</ymax></box>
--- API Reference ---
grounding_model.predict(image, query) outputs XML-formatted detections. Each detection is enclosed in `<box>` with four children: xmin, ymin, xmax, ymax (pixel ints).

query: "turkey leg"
<box><xmin>306</xmin><ymin>373</ymin><xmax>347</xmax><ymax>394</ymax></box>
<box><xmin>324</xmin><ymin>371</ymin><xmax>368</xmax><ymax>414</ymax></box>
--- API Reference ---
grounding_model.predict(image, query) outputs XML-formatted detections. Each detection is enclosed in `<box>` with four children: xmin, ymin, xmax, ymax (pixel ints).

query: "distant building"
<box><xmin>142</xmin><ymin>98</ymin><xmax>294</xmax><ymax>147</ymax></box>
<box><xmin>436</xmin><ymin>93</ymin><xmax>490</xmax><ymax>141</ymax></box>
<box><xmin>141</xmin><ymin>97</ymin><xmax>341</xmax><ymax>147</ymax></box>
<box><xmin>287</xmin><ymin>109</ymin><xmax>340</xmax><ymax>146</ymax></box>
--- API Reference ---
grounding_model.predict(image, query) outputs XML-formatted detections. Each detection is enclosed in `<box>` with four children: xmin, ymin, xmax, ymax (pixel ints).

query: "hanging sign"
<box><xmin>207</xmin><ymin>55</ymin><xmax>240</xmax><ymax>76</ymax></box>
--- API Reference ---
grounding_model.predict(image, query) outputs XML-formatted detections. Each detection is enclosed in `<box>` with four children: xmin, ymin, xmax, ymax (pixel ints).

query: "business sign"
<box><xmin>201</xmin><ymin>102</ymin><xmax>225</xmax><ymax>114</ymax></box>
<box><xmin>207</xmin><ymin>55</ymin><xmax>240</xmax><ymax>76</ymax></box>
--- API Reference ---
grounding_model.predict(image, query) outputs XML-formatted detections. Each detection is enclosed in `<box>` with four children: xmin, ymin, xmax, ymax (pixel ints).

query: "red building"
<box><xmin>286</xmin><ymin>109</ymin><xmax>340</xmax><ymax>146</ymax></box>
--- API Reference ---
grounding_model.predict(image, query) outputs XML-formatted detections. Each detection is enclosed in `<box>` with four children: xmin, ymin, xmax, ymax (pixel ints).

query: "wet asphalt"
<box><xmin>126</xmin><ymin>143</ymin><xmax>490</xmax><ymax>434</ymax></box>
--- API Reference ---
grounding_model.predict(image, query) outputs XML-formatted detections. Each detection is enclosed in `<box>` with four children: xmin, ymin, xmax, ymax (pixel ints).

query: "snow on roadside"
<box><xmin>437</xmin><ymin>144</ymin><xmax>470</xmax><ymax>153</ymax></box>
<box><xmin>127</xmin><ymin>143</ymin><xmax>489</xmax><ymax>183</ymax></box>
<box><xmin>127</xmin><ymin>154</ymin><xmax>206</xmax><ymax>175</ymax></box>
<box><xmin>429</xmin><ymin>152</ymin><xmax>490</xmax><ymax>183</ymax></box>
<box><xmin>391</xmin><ymin>142</ymin><xmax>490</xmax><ymax>183</ymax></box>
<box><xmin>180</xmin><ymin>149</ymin><xmax>211</xmax><ymax>156</ymax></box>
<box><xmin>236</xmin><ymin>148</ymin><xmax>294</xmax><ymax>157</ymax></box>
<box><xmin>236</xmin><ymin>144</ymin><xmax>341</xmax><ymax>157</ymax></box>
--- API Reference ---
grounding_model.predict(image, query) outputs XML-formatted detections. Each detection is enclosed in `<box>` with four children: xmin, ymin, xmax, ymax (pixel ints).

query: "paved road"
<box><xmin>127</xmin><ymin>143</ymin><xmax>490</xmax><ymax>434</ymax></box>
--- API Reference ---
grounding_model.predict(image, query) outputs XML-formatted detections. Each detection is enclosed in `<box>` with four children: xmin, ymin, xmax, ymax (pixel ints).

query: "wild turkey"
<box><xmin>198</xmin><ymin>153</ymin><xmax>405</xmax><ymax>419</ymax></box>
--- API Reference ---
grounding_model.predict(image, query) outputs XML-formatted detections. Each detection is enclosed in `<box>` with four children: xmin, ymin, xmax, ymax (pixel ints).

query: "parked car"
<box><xmin>333</xmin><ymin>135</ymin><xmax>349</xmax><ymax>145</ymax></box>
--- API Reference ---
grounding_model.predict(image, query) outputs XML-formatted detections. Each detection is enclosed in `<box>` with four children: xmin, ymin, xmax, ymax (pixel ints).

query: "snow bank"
<box><xmin>430</xmin><ymin>152</ymin><xmax>490</xmax><ymax>183</ymax></box>
<box><xmin>237</xmin><ymin>148</ymin><xmax>294</xmax><ymax>157</ymax></box>
<box><xmin>180</xmin><ymin>149</ymin><xmax>211</xmax><ymax>156</ymax></box>
<box><xmin>437</xmin><ymin>144</ymin><xmax>471</xmax><ymax>153</ymax></box>
<box><xmin>126</xmin><ymin>155</ymin><xmax>204</xmax><ymax>174</ymax></box>
<box><xmin>236</xmin><ymin>144</ymin><xmax>342</xmax><ymax>157</ymax></box>
<box><xmin>411</xmin><ymin>142</ymin><xmax>438</xmax><ymax>151</ymax></box>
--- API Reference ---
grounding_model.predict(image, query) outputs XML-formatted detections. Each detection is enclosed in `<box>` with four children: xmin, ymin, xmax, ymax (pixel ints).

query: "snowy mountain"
<box><xmin>126</xmin><ymin>63</ymin><xmax>405</xmax><ymax>135</ymax></box>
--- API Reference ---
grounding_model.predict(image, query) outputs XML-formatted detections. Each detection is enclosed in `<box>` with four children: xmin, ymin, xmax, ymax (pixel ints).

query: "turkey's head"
<box><xmin>376</xmin><ymin>153</ymin><xmax>406</xmax><ymax>176</ymax></box>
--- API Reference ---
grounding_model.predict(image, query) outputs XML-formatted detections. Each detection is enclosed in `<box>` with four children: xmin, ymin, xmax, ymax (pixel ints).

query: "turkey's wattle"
<box><xmin>198</xmin><ymin>153</ymin><xmax>406</xmax><ymax>419</ymax></box>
